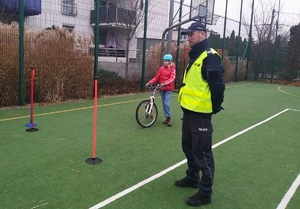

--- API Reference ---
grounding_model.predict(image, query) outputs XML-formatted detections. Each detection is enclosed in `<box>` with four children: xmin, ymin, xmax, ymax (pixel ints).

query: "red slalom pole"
<box><xmin>31</xmin><ymin>68</ymin><xmax>34</xmax><ymax>128</ymax></box>
<box><xmin>86</xmin><ymin>77</ymin><xmax>102</xmax><ymax>165</ymax></box>
<box><xmin>92</xmin><ymin>78</ymin><xmax>98</xmax><ymax>158</ymax></box>
<box><xmin>26</xmin><ymin>68</ymin><xmax>38</xmax><ymax>132</ymax></box>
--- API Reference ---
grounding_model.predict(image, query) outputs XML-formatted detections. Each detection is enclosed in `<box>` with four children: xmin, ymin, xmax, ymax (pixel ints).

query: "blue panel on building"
<box><xmin>0</xmin><ymin>0</ymin><xmax>41</xmax><ymax>16</ymax></box>
<box><xmin>24</xmin><ymin>0</ymin><xmax>41</xmax><ymax>16</ymax></box>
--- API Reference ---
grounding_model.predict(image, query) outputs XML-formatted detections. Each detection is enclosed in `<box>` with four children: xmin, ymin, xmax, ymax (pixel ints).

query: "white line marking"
<box><xmin>276</xmin><ymin>173</ymin><xmax>300</xmax><ymax>209</ymax></box>
<box><xmin>89</xmin><ymin>160</ymin><xmax>187</xmax><ymax>209</ymax></box>
<box><xmin>212</xmin><ymin>108</ymin><xmax>289</xmax><ymax>149</ymax></box>
<box><xmin>89</xmin><ymin>108</ymin><xmax>290</xmax><ymax>209</ymax></box>
<box><xmin>289</xmin><ymin>108</ymin><xmax>300</xmax><ymax>112</ymax></box>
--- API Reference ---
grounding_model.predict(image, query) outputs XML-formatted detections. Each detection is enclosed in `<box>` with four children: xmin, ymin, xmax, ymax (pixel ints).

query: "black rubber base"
<box><xmin>86</xmin><ymin>157</ymin><xmax>102</xmax><ymax>165</ymax></box>
<box><xmin>26</xmin><ymin>128</ymin><xmax>39</xmax><ymax>132</ymax></box>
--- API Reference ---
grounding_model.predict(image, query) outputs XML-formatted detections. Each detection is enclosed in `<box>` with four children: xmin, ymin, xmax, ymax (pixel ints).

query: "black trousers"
<box><xmin>181</xmin><ymin>110</ymin><xmax>214</xmax><ymax>196</ymax></box>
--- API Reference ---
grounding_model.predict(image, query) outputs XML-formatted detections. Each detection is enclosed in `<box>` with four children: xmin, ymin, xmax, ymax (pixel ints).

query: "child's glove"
<box><xmin>145</xmin><ymin>83</ymin><xmax>150</xmax><ymax>87</ymax></box>
<box><xmin>159</xmin><ymin>83</ymin><xmax>165</xmax><ymax>87</ymax></box>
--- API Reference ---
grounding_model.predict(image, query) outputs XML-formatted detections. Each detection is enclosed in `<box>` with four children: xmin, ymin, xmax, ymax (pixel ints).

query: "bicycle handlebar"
<box><xmin>147</xmin><ymin>84</ymin><xmax>161</xmax><ymax>90</ymax></box>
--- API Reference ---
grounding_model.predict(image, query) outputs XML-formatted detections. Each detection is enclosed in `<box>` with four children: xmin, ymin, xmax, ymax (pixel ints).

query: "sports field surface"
<box><xmin>0</xmin><ymin>81</ymin><xmax>299</xmax><ymax>209</ymax></box>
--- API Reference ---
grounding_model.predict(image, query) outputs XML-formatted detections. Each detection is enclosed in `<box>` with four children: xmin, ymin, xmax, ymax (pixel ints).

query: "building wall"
<box><xmin>98</xmin><ymin>61</ymin><xmax>142</xmax><ymax>80</ymax></box>
<box><xmin>25</xmin><ymin>0</ymin><xmax>93</xmax><ymax>37</ymax></box>
<box><xmin>140</xmin><ymin>0</ymin><xmax>169</xmax><ymax>39</ymax></box>
<box><xmin>25</xmin><ymin>0</ymin><xmax>169</xmax><ymax>38</ymax></box>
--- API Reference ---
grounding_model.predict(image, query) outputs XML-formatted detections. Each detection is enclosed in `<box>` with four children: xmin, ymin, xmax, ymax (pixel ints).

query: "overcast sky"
<box><xmin>174</xmin><ymin>0</ymin><xmax>300</xmax><ymax>39</ymax></box>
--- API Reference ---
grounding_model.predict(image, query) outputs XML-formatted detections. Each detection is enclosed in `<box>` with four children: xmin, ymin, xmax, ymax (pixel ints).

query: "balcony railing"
<box><xmin>90</xmin><ymin>46</ymin><xmax>125</xmax><ymax>58</ymax></box>
<box><xmin>90</xmin><ymin>4</ymin><xmax>136</xmax><ymax>26</ymax></box>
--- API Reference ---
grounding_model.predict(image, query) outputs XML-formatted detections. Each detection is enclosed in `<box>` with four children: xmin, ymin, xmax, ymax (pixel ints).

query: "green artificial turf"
<box><xmin>0</xmin><ymin>82</ymin><xmax>299</xmax><ymax>209</ymax></box>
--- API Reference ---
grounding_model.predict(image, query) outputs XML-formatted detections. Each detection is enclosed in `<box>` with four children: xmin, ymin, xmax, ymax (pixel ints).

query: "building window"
<box><xmin>62</xmin><ymin>0</ymin><xmax>77</xmax><ymax>16</ymax></box>
<box><xmin>63</xmin><ymin>24</ymin><xmax>74</xmax><ymax>32</ymax></box>
<box><xmin>181</xmin><ymin>34</ymin><xmax>187</xmax><ymax>40</ymax></box>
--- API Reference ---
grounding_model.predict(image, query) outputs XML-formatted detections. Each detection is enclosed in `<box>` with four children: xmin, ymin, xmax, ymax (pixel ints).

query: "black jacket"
<box><xmin>185</xmin><ymin>39</ymin><xmax>225</xmax><ymax>115</ymax></box>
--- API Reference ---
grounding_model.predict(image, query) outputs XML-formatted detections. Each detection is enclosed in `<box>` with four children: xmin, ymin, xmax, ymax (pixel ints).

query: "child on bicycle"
<box><xmin>146</xmin><ymin>54</ymin><xmax>176</xmax><ymax>126</ymax></box>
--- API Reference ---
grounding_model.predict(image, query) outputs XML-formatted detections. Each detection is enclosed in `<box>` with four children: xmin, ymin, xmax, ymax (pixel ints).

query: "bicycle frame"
<box><xmin>145</xmin><ymin>88</ymin><xmax>157</xmax><ymax>115</ymax></box>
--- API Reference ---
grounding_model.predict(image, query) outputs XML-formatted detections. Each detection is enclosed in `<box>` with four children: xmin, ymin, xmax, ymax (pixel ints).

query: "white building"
<box><xmin>0</xmin><ymin>0</ymin><xmax>170</xmax><ymax>77</ymax></box>
<box><xmin>22</xmin><ymin>0</ymin><xmax>169</xmax><ymax>59</ymax></box>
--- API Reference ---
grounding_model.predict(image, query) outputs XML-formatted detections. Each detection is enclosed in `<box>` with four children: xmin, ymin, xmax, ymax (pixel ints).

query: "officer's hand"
<box><xmin>213</xmin><ymin>106</ymin><xmax>224</xmax><ymax>114</ymax></box>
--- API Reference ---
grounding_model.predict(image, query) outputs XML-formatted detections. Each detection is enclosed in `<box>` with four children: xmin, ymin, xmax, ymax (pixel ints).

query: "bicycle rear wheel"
<box><xmin>135</xmin><ymin>100</ymin><xmax>158</xmax><ymax>128</ymax></box>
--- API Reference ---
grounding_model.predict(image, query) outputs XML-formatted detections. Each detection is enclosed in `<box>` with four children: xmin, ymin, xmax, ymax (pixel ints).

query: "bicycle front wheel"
<box><xmin>135</xmin><ymin>100</ymin><xmax>158</xmax><ymax>128</ymax></box>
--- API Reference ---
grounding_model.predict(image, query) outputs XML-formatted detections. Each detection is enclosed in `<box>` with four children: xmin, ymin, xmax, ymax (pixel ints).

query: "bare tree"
<box><xmin>114</xmin><ymin>0</ymin><xmax>155</xmax><ymax>89</ymax></box>
<box><xmin>253</xmin><ymin>1</ymin><xmax>278</xmax><ymax>43</ymax></box>
<box><xmin>242</xmin><ymin>0</ymin><xmax>283</xmax><ymax>79</ymax></box>
<box><xmin>285</xmin><ymin>24</ymin><xmax>300</xmax><ymax>80</ymax></box>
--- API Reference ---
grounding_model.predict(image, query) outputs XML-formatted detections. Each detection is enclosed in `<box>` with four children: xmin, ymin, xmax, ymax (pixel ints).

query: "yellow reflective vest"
<box><xmin>178</xmin><ymin>48</ymin><xmax>219</xmax><ymax>113</ymax></box>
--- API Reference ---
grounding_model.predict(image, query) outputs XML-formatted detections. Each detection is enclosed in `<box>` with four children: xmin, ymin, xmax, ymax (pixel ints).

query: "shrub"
<box><xmin>98</xmin><ymin>69</ymin><xmax>141</xmax><ymax>95</ymax></box>
<box><xmin>0</xmin><ymin>23</ymin><xmax>94</xmax><ymax>106</ymax></box>
<box><xmin>97</xmin><ymin>69</ymin><xmax>120</xmax><ymax>87</ymax></box>
<box><xmin>0</xmin><ymin>23</ymin><xmax>143</xmax><ymax>107</ymax></box>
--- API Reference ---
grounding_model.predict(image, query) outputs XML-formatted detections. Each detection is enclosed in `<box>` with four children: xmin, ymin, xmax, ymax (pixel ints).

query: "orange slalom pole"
<box><xmin>85</xmin><ymin>77</ymin><xmax>101</xmax><ymax>164</ymax></box>
<box><xmin>92</xmin><ymin>78</ymin><xmax>98</xmax><ymax>159</ymax></box>
<box><xmin>26</xmin><ymin>68</ymin><xmax>38</xmax><ymax>132</ymax></box>
<box><xmin>31</xmin><ymin>68</ymin><xmax>35</xmax><ymax>128</ymax></box>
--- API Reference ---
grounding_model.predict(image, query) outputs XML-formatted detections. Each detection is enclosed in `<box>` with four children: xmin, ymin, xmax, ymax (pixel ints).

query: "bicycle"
<box><xmin>135</xmin><ymin>84</ymin><xmax>161</xmax><ymax>128</ymax></box>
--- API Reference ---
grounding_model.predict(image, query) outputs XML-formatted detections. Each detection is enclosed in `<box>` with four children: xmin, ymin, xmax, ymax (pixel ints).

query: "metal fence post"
<box><xmin>19</xmin><ymin>0</ymin><xmax>25</xmax><ymax>106</ymax></box>
<box><xmin>141</xmin><ymin>0</ymin><xmax>149</xmax><ymax>91</ymax></box>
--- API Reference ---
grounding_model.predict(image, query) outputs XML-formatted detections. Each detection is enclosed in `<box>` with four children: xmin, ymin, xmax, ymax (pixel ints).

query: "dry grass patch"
<box><xmin>0</xmin><ymin>23</ymin><xmax>93</xmax><ymax>107</ymax></box>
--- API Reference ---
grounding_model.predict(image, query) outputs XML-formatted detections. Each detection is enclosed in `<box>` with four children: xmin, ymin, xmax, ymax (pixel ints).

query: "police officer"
<box><xmin>175</xmin><ymin>22</ymin><xmax>225</xmax><ymax>207</ymax></box>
